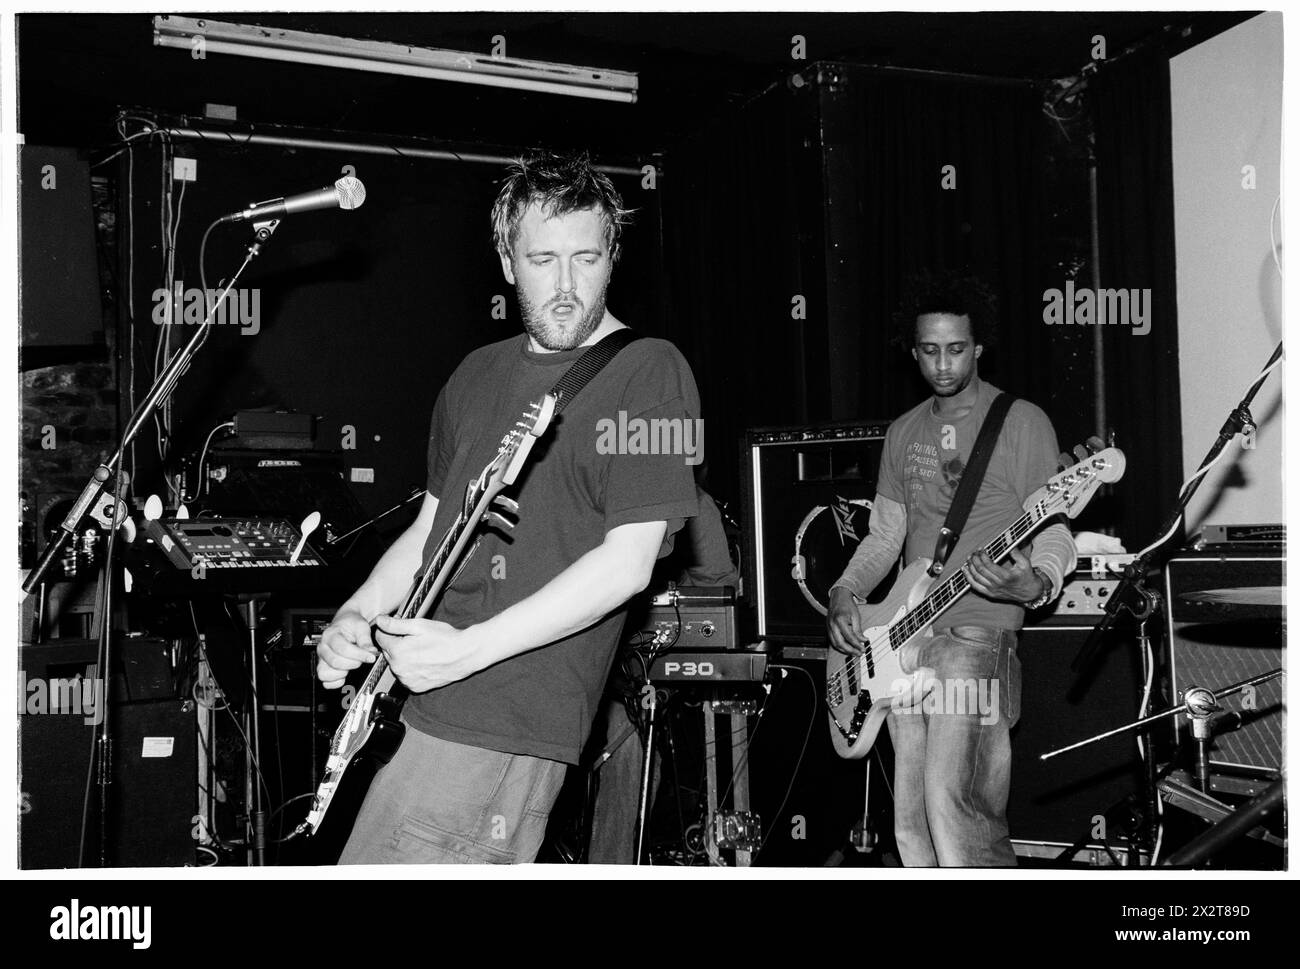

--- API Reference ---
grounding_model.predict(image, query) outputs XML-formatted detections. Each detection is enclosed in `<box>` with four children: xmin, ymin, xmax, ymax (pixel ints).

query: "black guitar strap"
<box><xmin>928</xmin><ymin>391</ymin><xmax>1015</xmax><ymax>577</ymax></box>
<box><xmin>548</xmin><ymin>328</ymin><xmax>643</xmax><ymax>415</ymax></box>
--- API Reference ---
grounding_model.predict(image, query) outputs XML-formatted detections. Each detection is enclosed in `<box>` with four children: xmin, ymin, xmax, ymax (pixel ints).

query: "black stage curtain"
<box><xmin>1092</xmin><ymin>55</ymin><xmax>1185</xmax><ymax>549</ymax></box>
<box><xmin>819</xmin><ymin>67</ymin><xmax>1060</xmax><ymax>431</ymax></box>
<box><xmin>662</xmin><ymin>67</ymin><xmax>1078</xmax><ymax>506</ymax></box>
<box><xmin>660</xmin><ymin>83</ymin><xmax>829</xmax><ymax>504</ymax></box>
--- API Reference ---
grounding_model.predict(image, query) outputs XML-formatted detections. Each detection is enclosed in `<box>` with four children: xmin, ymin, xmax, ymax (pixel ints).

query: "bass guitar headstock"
<box><xmin>1028</xmin><ymin>438</ymin><xmax>1126</xmax><ymax>519</ymax></box>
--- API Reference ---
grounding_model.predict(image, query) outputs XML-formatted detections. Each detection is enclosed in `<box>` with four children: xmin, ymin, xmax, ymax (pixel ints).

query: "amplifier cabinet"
<box><xmin>1163</xmin><ymin>551</ymin><xmax>1283</xmax><ymax>774</ymax></box>
<box><xmin>742</xmin><ymin>422</ymin><xmax>888</xmax><ymax>641</ymax></box>
<box><xmin>19</xmin><ymin>640</ymin><xmax>194</xmax><ymax>868</ymax></box>
<box><xmin>1008</xmin><ymin>623</ymin><xmax>1145</xmax><ymax>849</ymax></box>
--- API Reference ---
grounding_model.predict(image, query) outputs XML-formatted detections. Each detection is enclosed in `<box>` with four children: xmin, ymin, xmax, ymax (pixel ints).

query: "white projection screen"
<box><xmin>1170</xmin><ymin>12</ymin><xmax>1283</xmax><ymax>534</ymax></box>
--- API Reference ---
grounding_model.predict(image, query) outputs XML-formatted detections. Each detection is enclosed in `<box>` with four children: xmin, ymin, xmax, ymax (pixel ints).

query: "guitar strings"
<box><xmin>825</xmin><ymin>497</ymin><xmax>1050</xmax><ymax>707</ymax></box>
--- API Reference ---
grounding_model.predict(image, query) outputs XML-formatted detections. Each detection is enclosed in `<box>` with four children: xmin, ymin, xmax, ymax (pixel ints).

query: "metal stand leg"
<box><xmin>702</xmin><ymin>706</ymin><xmax>721</xmax><ymax>866</ymax></box>
<box><xmin>633</xmin><ymin>689</ymin><xmax>657</xmax><ymax>865</ymax></box>
<box><xmin>243</xmin><ymin>599</ymin><xmax>266</xmax><ymax>866</ymax></box>
<box><xmin>701</xmin><ymin>695</ymin><xmax>758</xmax><ymax>867</ymax></box>
<box><xmin>731</xmin><ymin>711</ymin><xmax>753</xmax><ymax>867</ymax></box>
<box><xmin>196</xmin><ymin>640</ymin><xmax>216</xmax><ymax>851</ymax></box>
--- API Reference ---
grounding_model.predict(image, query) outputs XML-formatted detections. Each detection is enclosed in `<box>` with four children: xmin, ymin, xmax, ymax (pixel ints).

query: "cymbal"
<box><xmin>1179</xmin><ymin>586</ymin><xmax>1283</xmax><ymax>619</ymax></box>
<box><xmin>1181</xmin><ymin>587</ymin><xmax>1282</xmax><ymax>607</ymax></box>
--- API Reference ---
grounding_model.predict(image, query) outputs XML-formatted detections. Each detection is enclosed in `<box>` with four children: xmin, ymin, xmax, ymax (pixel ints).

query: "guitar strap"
<box><xmin>548</xmin><ymin>328</ymin><xmax>643</xmax><ymax>414</ymax></box>
<box><xmin>927</xmin><ymin>391</ymin><xmax>1015</xmax><ymax>578</ymax></box>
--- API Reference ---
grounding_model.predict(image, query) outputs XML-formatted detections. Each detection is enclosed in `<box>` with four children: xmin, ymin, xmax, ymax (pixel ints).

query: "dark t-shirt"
<box><xmin>403</xmin><ymin>331</ymin><xmax>701</xmax><ymax>764</ymax></box>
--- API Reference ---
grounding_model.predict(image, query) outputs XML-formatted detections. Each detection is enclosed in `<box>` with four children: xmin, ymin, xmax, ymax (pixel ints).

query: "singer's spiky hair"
<box><xmin>491</xmin><ymin>150</ymin><xmax>634</xmax><ymax>264</ymax></box>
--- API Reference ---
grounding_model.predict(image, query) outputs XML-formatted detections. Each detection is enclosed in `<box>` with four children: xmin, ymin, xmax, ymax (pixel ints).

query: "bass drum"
<box><xmin>790</xmin><ymin>497</ymin><xmax>873</xmax><ymax>616</ymax></box>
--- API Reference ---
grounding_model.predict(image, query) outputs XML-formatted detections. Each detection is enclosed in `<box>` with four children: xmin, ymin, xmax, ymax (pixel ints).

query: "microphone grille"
<box><xmin>334</xmin><ymin>176</ymin><xmax>367</xmax><ymax>211</ymax></box>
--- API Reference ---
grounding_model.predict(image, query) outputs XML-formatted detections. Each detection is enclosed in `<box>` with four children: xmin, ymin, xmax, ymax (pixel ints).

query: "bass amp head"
<box><xmin>742</xmin><ymin>421</ymin><xmax>889</xmax><ymax>641</ymax></box>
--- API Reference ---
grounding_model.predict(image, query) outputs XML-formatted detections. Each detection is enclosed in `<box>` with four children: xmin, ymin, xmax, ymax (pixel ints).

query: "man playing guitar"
<box><xmin>826</xmin><ymin>271</ymin><xmax>1076</xmax><ymax>866</ymax></box>
<box><xmin>315</xmin><ymin>152</ymin><xmax>701</xmax><ymax>863</ymax></box>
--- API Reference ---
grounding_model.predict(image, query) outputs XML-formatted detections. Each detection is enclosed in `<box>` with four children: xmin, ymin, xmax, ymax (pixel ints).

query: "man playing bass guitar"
<box><xmin>826</xmin><ymin>271</ymin><xmax>1076</xmax><ymax>867</ymax></box>
<box><xmin>316</xmin><ymin>152</ymin><xmax>701</xmax><ymax>864</ymax></box>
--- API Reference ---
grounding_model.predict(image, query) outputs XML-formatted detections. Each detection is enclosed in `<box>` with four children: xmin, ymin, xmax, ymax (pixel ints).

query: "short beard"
<box><xmin>518</xmin><ymin>283</ymin><xmax>608</xmax><ymax>351</ymax></box>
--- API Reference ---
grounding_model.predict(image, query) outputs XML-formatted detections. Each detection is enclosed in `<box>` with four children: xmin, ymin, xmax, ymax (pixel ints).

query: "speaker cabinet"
<box><xmin>1164</xmin><ymin>550</ymin><xmax>1283</xmax><ymax>774</ymax></box>
<box><xmin>1008</xmin><ymin>624</ymin><xmax>1145</xmax><ymax>849</ymax></box>
<box><xmin>742</xmin><ymin>422</ymin><xmax>888</xmax><ymax>641</ymax></box>
<box><xmin>19</xmin><ymin>700</ymin><xmax>196</xmax><ymax>869</ymax></box>
<box><xmin>19</xmin><ymin>641</ymin><xmax>195</xmax><ymax>869</ymax></box>
<box><xmin>20</xmin><ymin>145</ymin><xmax>102</xmax><ymax>348</ymax></box>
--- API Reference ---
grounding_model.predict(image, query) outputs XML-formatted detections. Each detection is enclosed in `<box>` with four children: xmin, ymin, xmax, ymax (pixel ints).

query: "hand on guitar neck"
<box><xmin>962</xmin><ymin>546</ymin><xmax>1044</xmax><ymax>604</ymax></box>
<box><xmin>371</xmin><ymin>614</ymin><xmax>481</xmax><ymax>692</ymax></box>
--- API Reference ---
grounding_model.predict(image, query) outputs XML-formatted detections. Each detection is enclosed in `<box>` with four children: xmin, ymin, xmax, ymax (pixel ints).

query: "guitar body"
<box><xmin>826</xmin><ymin>559</ymin><xmax>937</xmax><ymax>759</ymax></box>
<box><xmin>823</xmin><ymin>445</ymin><xmax>1126</xmax><ymax>762</ymax></box>
<box><xmin>296</xmin><ymin>395</ymin><xmax>559</xmax><ymax>839</ymax></box>
<box><xmin>364</xmin><ymin>691</ymin><xmax>408</xmax><ymax>767</ymax></box>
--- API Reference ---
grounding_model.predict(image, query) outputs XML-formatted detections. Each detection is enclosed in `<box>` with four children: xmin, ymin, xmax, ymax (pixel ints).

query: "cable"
<box><xmin>702</xmin><ymin>675</ymin><xmax>778</xmax><ymax>865</ymax></box>
<box><xmin>195</xmin><ymin>619</ymin><xmax>275</xmax><ymax>828</ymax></box>
<box><xmin>124</xmin><ymin>123</ymin><xmax>137</xmax><ymax>493</ymax></box>
<box><xmin>90</xmin><ymin>129</ymin><xmax>158</xmax><ymax>169</ymax></box>
<box><xmin>187</xmin><ymin>419</ymin><xmax>235</xmax><ymax>502</ymax></box>
<box><xmin>754</xmin><ymin>664</ymin><xmax>818</xmax><ymax>860</ymax></box>
<box><xmin>267</xmin><ymin>792</ymin><xmax>315</xmax><ymax>832</ymax></box>
<box><xmin>871</xmin><ymin>746</ymin><xmax>895</xmax><ymax>803</ymax></box>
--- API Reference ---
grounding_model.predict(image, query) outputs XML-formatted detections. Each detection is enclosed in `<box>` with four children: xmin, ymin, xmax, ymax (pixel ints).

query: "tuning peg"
<box><xmin>1072</xmin><ymin>444</ymin><xmax>1090</xmax><ymax>462</ymax></box>
<box><xmin>1058</xmin><ymin>452</ymin><xmax>1074</xmax><ymax>470</ymax></box>
<box><xmin>1085</xmin><ymin>436</ymin><xmax>1105</xmax><ymax>454</ymax></box>
<box><xmin>493</xmin><ymin>496</ymin><xmax>520</xmax><ymax>515</ymax></box>
<box><xmin>483</xmin><ymin>511</ymin><xmax>515</xmax><ymax>532</ymax></box>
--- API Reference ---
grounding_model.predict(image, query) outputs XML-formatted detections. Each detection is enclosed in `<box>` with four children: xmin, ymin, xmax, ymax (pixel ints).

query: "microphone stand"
<box><xmin>27</xmin><ymin>215</ymin><xmax>281</xmax><ymax>866</ymax></box>
<box><xmin>324</xmin><ymin>486</ymin><xmax>424</xmax><ymax>546</ymax></box>
<box><xmin>1068</xmin><ymin>340</ymin><xmax>1282</xmax><ymax>854</ymax></box>
<box><xmin>1071</xmin><ymin>340</ymin><xmax>1281</xmax><ymax>677</ymax></box>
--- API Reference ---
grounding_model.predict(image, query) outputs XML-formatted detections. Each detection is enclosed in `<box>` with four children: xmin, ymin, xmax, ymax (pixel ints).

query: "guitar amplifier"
<box><xmin>1031</xmin><ymin>554</ymin><xmax>1140</xmax><ymax>624</ymax></box>
<box><xmin>624</xmin><ymin>587</ymin><xmax>762</xmax><ymax>683</ymax></box>
<box><xmin>742</xmin><ymin>421</ymin><xmax>889</xmax><ymax>641</ymax></box>
<box><xmin>640</xmin><ymin>585</ymin><xmax>737</xmax><ymax>651</ymax></box>
<box><xmin>1163</xmin><ymin>550</ymin><xmax>1283</xmax><ymax>775</ymax></box>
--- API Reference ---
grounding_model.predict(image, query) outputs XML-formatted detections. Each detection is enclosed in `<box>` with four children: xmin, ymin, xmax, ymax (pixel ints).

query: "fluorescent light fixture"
<box><xmin>153</xmin><ymin>15</ymin><xmax>639</xmax><ymax>103</ymax></box>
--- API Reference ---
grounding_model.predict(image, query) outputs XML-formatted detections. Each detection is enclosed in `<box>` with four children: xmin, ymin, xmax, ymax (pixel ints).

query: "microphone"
<box><xmin>220</xmin><ymin>175</ymin><xmax>366</xmax><ymax>223</ymax></box>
